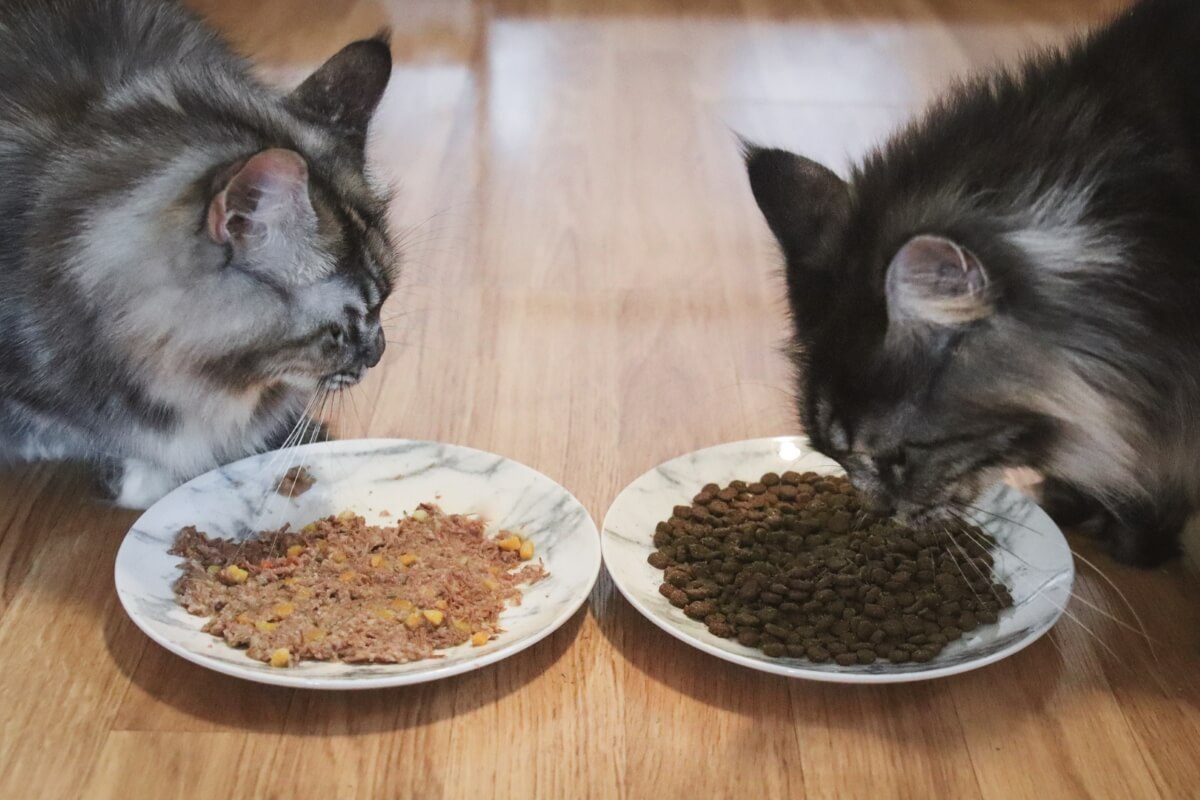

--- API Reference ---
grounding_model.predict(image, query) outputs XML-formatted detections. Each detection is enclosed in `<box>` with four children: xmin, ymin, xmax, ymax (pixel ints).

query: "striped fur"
<box><xmin>0</xmin><ymin>0</ymin><xmax>398</xmax><ymax>508</ymax></box>
<box><xmin>746</xmin><ymin>0</ymin><xmax>1200</xmax><ymax>566</ymax></box>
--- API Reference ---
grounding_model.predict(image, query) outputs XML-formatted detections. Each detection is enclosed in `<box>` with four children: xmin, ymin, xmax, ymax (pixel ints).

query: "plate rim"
<box><xmin>115</xmin><ymin>437</ymin><xmax>602</xmax><ymax>690</ymax></box>
<box><xmin>601</xmin><ymin>435</ymin><xmax>1074</xmax><ymax>684</ymax></box>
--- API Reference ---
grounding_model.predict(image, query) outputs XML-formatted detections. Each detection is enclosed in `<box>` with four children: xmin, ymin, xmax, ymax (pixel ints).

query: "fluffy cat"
<box><xmin>0</xmin><ymin>0</ymin><xmax>398</xmax><ymax>508</ymax></box>
<box><xmin>744</xmin><ymin>0</ymin><xmax>1200</xmax><ymax>566</ymax></box>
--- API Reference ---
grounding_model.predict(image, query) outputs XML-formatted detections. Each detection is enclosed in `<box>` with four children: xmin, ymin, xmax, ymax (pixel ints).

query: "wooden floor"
<box><xmin>6</xmin><ymin>0</ymin><xmax>1200</xmax><ymax>797</ymax></box>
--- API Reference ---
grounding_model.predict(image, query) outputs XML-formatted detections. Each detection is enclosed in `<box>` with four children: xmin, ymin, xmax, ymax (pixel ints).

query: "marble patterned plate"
<box><xmin>115</xmin><ymin>439</ymin><xmax>601</xmax><ymax>689</ymax></box>
<box><xmin>602</xmin><ymin>437</ymin><xmax>1074</xmax><ymax>684</ymax></box>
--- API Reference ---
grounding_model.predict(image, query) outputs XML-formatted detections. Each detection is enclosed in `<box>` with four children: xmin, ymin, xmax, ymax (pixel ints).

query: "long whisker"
<box><xmin>259</xmin><ymin>389</ymin><xmax>321</xmax><ymax>480</ymax></box>
<box><xmin>951</xmin><ymin>499</ymin><xmax>1156</xmax><ymax>662</ymax></box>
<box><xmin>938</xmin><ymin>520</ymin><xmax>998</xmax><ymax>612</ymax></box>
<box><xmin>233</xmin><ymin>389</ymin><xmax>323</xmax><ymax>560</ymax></box>
<box><xmin>260</xmin><ymin>393</ymin><xmax>324</xmax><ymax>555</ymax></box>
<box><xmin>1027</xmin><ymin>585</ymin><xmax>1171</xmax><ymax>694</ymax></box>
<box><xmin>346</xmin><ymin>387</ymin><xmax>369</xmax><ymax>436</ymax></box>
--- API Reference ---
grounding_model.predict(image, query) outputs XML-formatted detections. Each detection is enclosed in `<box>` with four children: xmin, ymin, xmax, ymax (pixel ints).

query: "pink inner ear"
<box><xmin>207</xmin><ymin>149</ymin><xmax>310</xmax><ymax>245</ymax></box>
<box><xmin>207</xmin><ymin>192</ymin><xmax>230</xmax><ymax>243</ymax></box>
<box><xmin>887</xmin><ymin>235</ymin><xmax>990</xmax><ymax>325</ymax></box>
<box><xmin>891</xmin><ymin>235</ymin><xmax>985</xmax><ymax>296</ymax></box>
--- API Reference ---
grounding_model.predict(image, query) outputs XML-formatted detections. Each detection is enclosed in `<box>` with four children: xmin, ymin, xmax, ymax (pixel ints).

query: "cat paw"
<box><xmin>102</xmin><ymin>459</ymin><xmax>181</xmax><ymax>510</ymax></box>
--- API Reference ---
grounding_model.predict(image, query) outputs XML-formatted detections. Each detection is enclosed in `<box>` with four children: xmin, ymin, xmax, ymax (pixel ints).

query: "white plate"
<box><xmin>116</xmin><ymin>439</ymin><xmax>601</xmax><ymax>690</ymax></box>
<box><xmin>602</xmin><ymin>436</ymin><xmax>1074</xmax><ymax>684</ymax></box>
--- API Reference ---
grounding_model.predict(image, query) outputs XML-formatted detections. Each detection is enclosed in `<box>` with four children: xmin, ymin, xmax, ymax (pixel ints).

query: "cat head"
<box><xmin>744</xmin><ymin>145</ymin><xmax>1073</xmax><ymax>522</ymax></box>
<box><xmin>64</xmin><ymin>34</ymin><xmax>399</xmax><ymax>401</ymax></box>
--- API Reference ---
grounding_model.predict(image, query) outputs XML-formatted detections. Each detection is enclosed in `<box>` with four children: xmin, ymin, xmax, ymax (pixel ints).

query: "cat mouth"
<box><xmin>321</xmin><ymin>369</ymin><xmax>366</xmax><ymax>390</ymax></box>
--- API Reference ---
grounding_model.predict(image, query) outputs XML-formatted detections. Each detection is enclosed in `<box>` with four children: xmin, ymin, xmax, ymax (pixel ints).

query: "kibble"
<box><xmin>647</xmin><ymin>472</ymin><xmax>1013</xmax><ymax>667</ymax></box>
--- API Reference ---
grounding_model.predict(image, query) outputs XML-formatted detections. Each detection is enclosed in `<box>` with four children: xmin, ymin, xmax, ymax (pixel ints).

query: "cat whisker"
<box><xmin>344</xmin><ymin>386</ymin><xmax>370</xmax><ymax>436</ymax></box>
<box><xmin>252</xmin><ymin>389</ymin><xmax>329</xmax><ymax>557</ymax></box>
<box><xmin>268</xmin><ymin>390</ymin><xmax>333</xmax><ymax>548</ymax></box>
<box><xmin>950</xmin><ymin>499</ymin><xmax>1156</xmax><ymax>660</ymax></box>
<box><xmin>1026</xmin><ymin>585</ymin><xmax>1172</xmax><ymax>695</ymax></box>
<box><xmin>258</xmin><ymin>389</ymin><xmax>322</xmax><ymax>481</ymax></box>
<box><xmin>948</xmin><ymin>502</ymin><xmax>1160</xmax><ymax>663</ymax></box>
<box><xmin>944</xmin><ymin>506</ymin><xmax>1039</xmax><ymax>571</ymax></box>
<box><xmin>936</xmin><ymin>521</ymin><xmax>997</xmax><ymax>611</ymax></box>
<box><xmin>939</xmin><ymin>513</ymin><xmax>1158</xmax><ymax>681</ymax></box>
<box><xmin>239</xmin><ymin>389</ymin><xmax>321</xmax><ymax>553</ymax></box>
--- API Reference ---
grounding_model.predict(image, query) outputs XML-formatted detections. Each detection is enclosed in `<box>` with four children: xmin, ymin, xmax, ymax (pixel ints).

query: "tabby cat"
<box><xmin>0</xmin><ymin>0</ymin><xmax>397</xmax><ymax>508</ymax></box>
<box><xmin>745</xmin><ymin>0</ymin><xmax>1200</xmax><ymax>566</ymax></box>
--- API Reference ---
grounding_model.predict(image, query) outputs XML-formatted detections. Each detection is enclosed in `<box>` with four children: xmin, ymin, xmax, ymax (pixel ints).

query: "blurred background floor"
<box><xmin>7</xmin><ymin>1</ymin><xmax>1200</xmax><ymax>798</ymax></box>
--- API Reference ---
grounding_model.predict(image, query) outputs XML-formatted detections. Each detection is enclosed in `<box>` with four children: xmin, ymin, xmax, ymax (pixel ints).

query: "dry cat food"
<box><xmin>171</xmin><ymin>504</ymin><xmax>546</xmax><ymax>667</ymax></box>
<box><xmin>275</xmin><ymin>466</ymin><xmax>316</xmax><ymax>496</ymax></box>
<box><xmin>648</xmin><ymin>472</ymin><xmax>1013</xmax><ymax>666</ymax></box>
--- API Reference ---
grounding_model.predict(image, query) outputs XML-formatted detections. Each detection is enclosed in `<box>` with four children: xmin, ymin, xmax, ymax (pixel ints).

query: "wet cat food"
<box><xmin>648</xmin><ymin>472</ymin><xmax>1014</xmax><ymax>665</ymax></box>
<box><xmin>171</xmin><ymin>505</ymin><xmax>546</xmax><ymax>666</ymax></box>
<box><xmin>276</xmin><ymin>466</ymin><xmax>316</xmax><ymax>496</ymax></box>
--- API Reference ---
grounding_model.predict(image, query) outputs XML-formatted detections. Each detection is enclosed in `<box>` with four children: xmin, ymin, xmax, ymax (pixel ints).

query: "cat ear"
<box><xmin>744</xmin><ymin>144</ymin><xmax>850</xmax><ymax>331</ymax></box>
<box><xmin>744</xmin><ymin>144</ymin><xmax>849</xmax><ymax>259</ymax></box>
<box><xmin>288</xmin><ymin>32</ymin><xmax>392</xmax><ymax>150</ymax></box>
<box><xmin>885</xmin><ymin>235</ymin><xmax>991</xmax><ymax>326</ymax></box>
<box><xmin>207</xmin><ymin>148</ymin><xmax>316</xmax><ymax>252</ymax></box>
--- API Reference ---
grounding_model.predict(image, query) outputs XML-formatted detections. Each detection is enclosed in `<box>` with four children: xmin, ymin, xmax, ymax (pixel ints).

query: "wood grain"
<box><xmin>5</xmin><ymin>1</ymin><xmax>1199</xmax><ymax>798</ymax></box>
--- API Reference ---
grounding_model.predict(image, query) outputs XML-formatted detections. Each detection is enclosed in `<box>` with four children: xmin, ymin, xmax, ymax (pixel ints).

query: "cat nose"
<box><xmin>362</xmin><ymin>327</ymin><xmax>385</xmax><ymax>368</ymax></box>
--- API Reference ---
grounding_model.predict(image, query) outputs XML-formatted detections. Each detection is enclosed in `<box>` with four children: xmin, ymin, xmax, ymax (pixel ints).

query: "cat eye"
<box><xmin>325</xmin><ymin>324</ymin><xmax>344</xmax><ymax>346</ymax></box>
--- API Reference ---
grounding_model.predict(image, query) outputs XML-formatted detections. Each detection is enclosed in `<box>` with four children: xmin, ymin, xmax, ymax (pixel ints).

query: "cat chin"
<box><xmin>321</xmin><ymin>370</ymin><xmax>367</xmax><ymax>391</ymax></box>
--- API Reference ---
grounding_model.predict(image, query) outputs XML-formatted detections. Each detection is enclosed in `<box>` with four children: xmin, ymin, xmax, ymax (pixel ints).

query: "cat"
<box><xmin>743</xmin><ymin>0</ymin><xmax>1200</xmax><ymax>567</ymax></box>
<box><xmin>0</xmin><ymin>0</ymin><xmax>398</xmax><ymax>509</ymax></box>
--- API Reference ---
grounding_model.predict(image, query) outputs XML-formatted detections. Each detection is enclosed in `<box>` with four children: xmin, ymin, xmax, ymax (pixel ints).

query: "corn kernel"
<box><xmin>471</xmin><ymin>632</ymin><xmax>489</xmax><ymax>647</ymax></box>
<box><xmin>330</xmin><ymin>550</ymin><xmax>347</xmax><ymax>564</ymax></box>
<box><xmin>302</xmin><ymin>627</ymin><xmax>327</xmax><ymax>643</ymax></box>
<box><xmin>411</xmin><ymin>508</ymin><xmax>429</xmax><ymax>521</ymax></box>
<box><xmin>235</xmin><ymin>612</ymin><xmax>252</xmax><ymax>625</ymax></box>
<box><xmin>338</xmin><ymin>570</ymin><xmax>356</xmax><ymax>584</ymax></box>
<box><xmin>498</xmin><ymin>535</ymin><xmax>522</xmax><ymax>552</ymax></box>
<box><xmin>373</xmin><ymin>608</ymin><xmax>396</xmax><ymax>621</ymax></box>
<box><xmin>370</xmin><ymin>555</ymin><xmax>388</xmax><ymax>568</ymax></box>
<box><xmin>272</xmin><ymin>602</ymin><xmax>295</xmax><ymax>618</ymax></box>
<box><xmin>255</xmin><ymin>620</ymin><xmax>278</xmax><ymax>632</ymax></box>
<box><xmin>301</xmin><ymin>523</ymin><xmax>318</xmax><ymax>533</ymax></box>
<box><xmin>519</xmin><ymin>540</ymin><xmax>535</xmax><ymax>561</ymax></box>
<box><xmin>434</xmin><ymin>599</ymin><xmax>448</xmax><ymax>610</ymax></box>
<box><xmin>219</xmin><ymin>565</ymin><xmax>249</xmax><ymax>584</ymax></box>
<box><xmin>422</xmin><ymin>609</ymin><xmax>445</xmax><ymax>626</ymax></box>
<box><xmin>206</xmin><ymin>564</ymin><xmax>221</xmax><ymax>575</ymax></box>
<box><xmin>404</xmin><ymin>612</ymin><xmax>423</xmax><ymax>629</ymax></box>
<box><xmin>452</xmin><ymin>619</ymin><xmax>471</xmax><ymax>633</ymax></box>
<box><xmin>337</xmin><ymin>509</ymin><xmax>357</xmax><ymax>521</ymax></box>
<box><xmin>390</xmin><ymin>598</ymin><xmax>414</xmax><ymax>611</ymax></box>
<box><xmin>399</xmin><ymin>553</ymin><xmax>417</xmax><ymax>567</ymax></box>
<box><xmin>269</xmin><ymin>648</ymin><xmax>291</xmax><ymax>668</ymax></box>
<box><xmin>286</xmin><ymin>544</ymin><xmax>304</xmax><ymax>558</ymax></box>
<box><xmin>483</xmin><ymin>578</ymin><xmax>499</xmax><ymax>591</ymax></box>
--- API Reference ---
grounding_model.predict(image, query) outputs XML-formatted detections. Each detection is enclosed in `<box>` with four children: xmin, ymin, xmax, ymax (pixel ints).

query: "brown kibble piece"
<box><xmin>646</xmin><ymin>473</ymin><xmax>1010</xmax><ymax>669</ymax></box>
